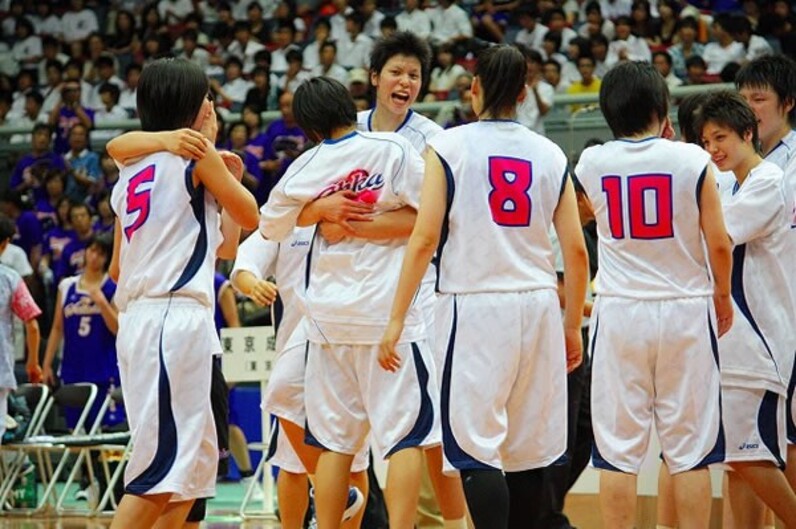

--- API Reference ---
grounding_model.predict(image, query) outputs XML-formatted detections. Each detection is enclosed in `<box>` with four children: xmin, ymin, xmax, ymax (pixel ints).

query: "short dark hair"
<box><xmin>320</xmin><ymin>40</ymin><xmax>337</xmax><ymax>54</ymax></box>
<box><xmin>514</xmin><ymin>43</ymin><xmax>543</xmax><ymax>65</ymax></box>
<box><xmin>137</xmin><ymin>58</ymin><xmax>209</xmax><ymax>132</ymax></box>
<box><xmin>685</xmin><ymin>55</ymin><xmax>707</xmax><ymax>69</ymax></box>
<box><xmin>0</xmin><ymin>213</ymin><xmax>15</xmax><ymax>243</ymax></box>
<box><xmin>370</xmin><ymin>31</ymin><xmax>431</xmax><ymax>82</ymax></box>
<box><xmin>380</xmin><ymin>16</ymin><xmax>397</xmax><ymax>30</ymax></box>
<box><xmin>600</xmin><ymin>61</ymin><xmax>668</xmax><ymax>138</ymax></box>
<box><xmin>543</xmin><ymin>30</ymin><xmax>562</xmax><ymax>50</ymax></box>
<box><xmin>234</xmin><ymin>20</ymin><xmax>251</xmax><ymax>34</ymax></box>
<box><xmin>125</xmin><ymin>63</ymin><xmax>142</xmax><ymax>76</ymax></box>
<box><xmin>94</xmin><ymin>55</ymin><xmax>115</xmax><ymax>70</ymax></box>
<box><xmin>69</xmin><ymin>202</ymin><xmax>92</xmax><ymax>220</ymax></box>
<box><xmin>543</xmin><ymin>59</ymin><xmax>561</xmax><ymax>72</ymax></box>
<box><xmin>614</xmin><ymin>15</ymin><xmax>632</xmax><ymax>27</ymax></box>
<box><xmin>292</xmin><ymin>77</ymin><xmax>357</xmax><ymax>141</ymax></box>
<box><xmin>590</xmin><ymin>34</ymin><xmax>609</xmax><ymax>48</ymax></box>
<box><xmin>736</xmin><ymin>54</ymin><xmax>796</xmax><ymax>122</ymax></box>
<box><xmin>584</xmin><ymin>1</ymin><xmax>601</xmax><ymax>15</ymax></box>
<box><xmin>32</xmin><ymin>123</ymin><xmax>52</xmax><ymax>136</ymax></box>
<box><xmin>87</xmin><ymin>233</ymin><xmax>113</xmax><ymax>269</ymax></box>
<box><xmin>677</xmin><ymin>92</ymin><xmax>710</xmax><ymax>144</ymax></box>
<box><xmin>25</xmin><ymin>90</ymin><xmax>43</xmax><ymax>106</ymax></box>
<box><xmin>45</xmin><ymin>59</ymin><xmax>63</xmax><ymax>73</ymax></box>
<box><xmin>346</xmin><ymin>11</ymin><xmax>365</xmax><ymax>30</ymax></box>
<box><xmin>286</xmin><ymin>49</ymin><xmax>303</xmax><ymax>64</ymax></box>
<box><xmin>696</xmin><ymin>90</ymin><xmax>759</xmax><ymax>149</ymax></box>
<box><xmin>652</xmin><ymin>50</ymin><xmax>672</xmax><ymax>66</ymax></box>
<box><xmin>676</xmin><ymin>15</ymin><xmax>699</xmax><ymax>32</ymax></box>
<box><xmin>314</xmin><ymin>17</ymin><xmax>331</xmax><ymax>31</ymax></box>
<box><xmin>99</xmin><ymin>82</ymin><xmax>121</xmax><ymax>103</ymax></box>
<box><xmin>474</xmin><ymin>45</ymin><xmax>526</xmax><ymax>119</ymax></box>
<box><xmin>254</xmin><ymin>49</ymin><xmax>272</xmax><ymax>64</ymax></box>
<box><xmin>224</xmin><ymin>56</ymin><xmax>244</xmax><ymax>70</ymax></box>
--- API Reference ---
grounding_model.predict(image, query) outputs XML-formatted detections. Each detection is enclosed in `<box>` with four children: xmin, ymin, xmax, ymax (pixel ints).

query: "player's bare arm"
<box><xmin>109</xmin><ymin>219</ymin><xmax>122</xmax><ymax>282</ymax></box>
<box><xmin>297</xmin><ymin>190</ymin><xmax>375</xmax><ymax>230</ymax></box>
<box><xmin>106</xmin><ymin>129</ymin><xmax>208</xmax><ymax>166</ymax></box>
<box><xmin>231</xmin><ymin>270</ymin><xmax>278</xmax><ymax>307</ymax></box>
<box><xmin>553</xmin><ymin>177</ymin><xmax>589</xmax><ymax>373</ymax></box>
<box><xmin>380</xmin><ymin>148</ymin><xmax>447</xmax><ymax>372</ymax></box>
<box><xmin>698</xmin><ymin>165</ymin><xmax>734</xmax><ymax>336</ymax></box>
<box><xmin>320</xmin><ymin>206</ymin><xmax>418</xmax><ymax>243</ymax></box>
<box><xmin>42</xmin><ymin>289</ymin><xmax>65</xmax><ymax>387</ymax></box>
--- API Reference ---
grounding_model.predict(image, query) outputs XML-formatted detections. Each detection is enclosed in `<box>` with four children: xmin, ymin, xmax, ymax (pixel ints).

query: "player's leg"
<box><xmin>345</xmin><ymin>470</ymin><xmax>369</xmax><ymax>528</ymax></box>
<box><xmin>763</xmin><ymin>506</ymin><xmax>777</xmax><ymax>529</ymax></box>
<box><xmin>671</xmin><ymin>468</ymin><xmax>712</xmax><ymax>529</ymax></box>
<box><xmin>386</xmin><ymin>447</ymin><xmax>425</xmax><ymax>529</ymax></box>
<box><xmin>461</xmin><ymin>469</ymin><xmax>509</xmax><ymax>528</ymax></box>
<box><xmin>279</xmin><ymin>417</ymin><xmax>322</xmax><ymax>475</ymax></box>
<box><xmin>424</xmin><ymin>445</ymin><xmax>467</xmax><ymax>527</ymax></box>
<box><xmin>730</xmin><ymin>461</ymin><xmax>796</xmax><ymax>527</ymax></box>
<box><xmin>656</xmin><ymin>463</ymin><xmax>678</xmax><ymax>528</ymax></box>
<box><xmin>600</xmin><ymin>471</ymin><xmax>638</xmax><ymax>529</ymax></box>
<box><xmin>110</xmin><ymin>493</ymin><xmax>173</xmax><ymax>529</ymax></box>
<box><xmin>277</xmin><ymin>470</ymin><xmax>310</xmax><ymax>529</ymax></box>
<box><xmin>725</xmin><ymin>470</ymin><xmax>766</xmax><ymax>529</ymax></box>
<box><xmin>722</xmin><ymin>476</ymin><xmax>737</xmax><ymax>529</ymax></box>
<box><xmin>315</xmin><ymin>451</ymin><xmax>356</xmax><ymax>529</ymax></box>
<box><xmin>229</xmin><ymin>425</ymin><xmax>254</xmax><ymax>476</ymax></box>
<box><xmin>788</xmin><ymin>443</ymin><xmax>796</xmax><ymax>491</ymax></box>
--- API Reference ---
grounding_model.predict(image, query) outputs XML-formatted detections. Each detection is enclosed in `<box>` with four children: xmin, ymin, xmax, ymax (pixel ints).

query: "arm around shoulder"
<box><xmin>195</xmin><ymin>142</ymin><xmax>259</xmax><ymax>231</ymax></box>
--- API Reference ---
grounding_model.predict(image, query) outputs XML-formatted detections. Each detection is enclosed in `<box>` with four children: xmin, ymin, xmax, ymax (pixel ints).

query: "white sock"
<box><xmin>443</xmin><ymin>518</ymin><xmax>468</xmax><ymax>529</ymax></box>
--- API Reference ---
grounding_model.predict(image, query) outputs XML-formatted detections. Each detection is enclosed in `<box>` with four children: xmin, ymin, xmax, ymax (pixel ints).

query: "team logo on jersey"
<box><xmin>317</xmin><ymin>169</ymin><xmax>384</xmax><ymax>202</ymax></box>
<box><xmin>64</xmin><ymin>296</ymin><xmax>102</xmax><ymax>318</ymax></box>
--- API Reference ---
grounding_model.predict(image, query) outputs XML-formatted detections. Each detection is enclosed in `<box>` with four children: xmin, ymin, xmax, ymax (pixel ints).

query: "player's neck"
<box><xmin>732</xmin><ymin>153</ymin><xmax>763</xmax><ymax>186</ymax></box>
<box><xmin>81</xmin><ymin>268</ymin><xmax>104</xmax><ymax>284</ymax></box>
<box><xmin>371</xmin><ymin>106</ymin><xmax>407</xmax><ymax>133</ymax></box>
<box><xmin>761</xmin><ymin>123</ymin><xmax>792</xmax><ymax>157</ymax></box>
<box><xmin>623</xmin><ymin>124</ymin><xmax>661</xmax><ymax>141</ymax></box>
<box><xmin>328</xmin><ymin>124</ymin><xmax>358</xmax><ymax>140</ymax></box>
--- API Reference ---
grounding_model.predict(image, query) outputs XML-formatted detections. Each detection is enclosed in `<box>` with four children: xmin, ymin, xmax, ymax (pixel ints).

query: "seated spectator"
<box><xmin>106</xmin><ymin>9</ymin><xmax>140</xmax><ymax>66</ymax></box>
<box><xmin>668</xmin><ymin>16</ymin><xmax>705</xmax><ymax>80</ymax></box>
<box><xmin>542</xmin><ymin>30</ymin><xmax>568</xmax><ymax>64</ymax></box>
<box><xmin>118</xmin><ymin>64</ymin><xmax>140</xmax><ymax>117</ymax></box>
<box><xmin>303</xmin><ymin>18</ymin><xmax>332</xmax><ymax>71</ymax></box>
<box><xmin>445</xmin><ymin>87</ymin><xmax>477</xmax><ymax>127</ymax></box>
<box><xmin>87</xmin><ymin>56</ymin><xmax>126</xmax><ymax>111</ymax></box>
<box><xmin>93</xmin><ymin>83</ymin><xmax>127</xmax><ymax>142</ymax></box>
<box><xmin>579</xmin><ymin>1</ymin><xmax>615</xmax><ymax>41</ymax></box>
<box><xmin>684</xmin><ymin>54</ymin><xmax>708</xmax><ymax>85</ymax></box>
<box><xmin>11</xmin><ymin>17</ymin><xmax>42</xmax><ymax>72</ymax></box>
<box><xmin>173</xmin><ymin>12</ymin><xmax>212</xmax><ymax>50</ymax></box>
<box><xmin>159</xmin><ymin>0</ymin><xmax>194</xmax><ymax>26</ymax></box>
<box><xmin>378</xmin><ymin>15</ymin><xmax>397</xmax><ymax>38</ymax></box>
<box><xmin>0</xmin><ymin>2</ymin><xmax>24</xmax><ymax>41</ymax></box>
<box><xmin>543</xmin><ymin>58</ymin><xmax>570</xmax><ymax>93</ymax></box>
<box><xmin>56</xmin><ymin>203</ymin><xmax>94</xmax><ymax>282</ymax></box>
<box><xmin>278</xmin><ymin>49</ymin><xmax>311</xmax><ymax>95</ymax></box>
<box><xmin>97</xmin><ymin>152</ymin><xmax>119</xmax><ymax>196</ymax></box>
<box><xmin>244</xmin><ymin>66</ymin><xmax>277</xmax><ymax>113</ymax></box>
<box><xmin>228</xmin><ymin>21</ymin><xmax>266</xmax><ymax>74</ymax></box>
<box><xmin>598</xmin><ymin>0</ymin><xmax>633</xmax><ymax>20</ymax></box>
<box><xmin>427</xmin><ymin>44</ymin><xmax>468</xmax><ymax>101</ymax></box>
<box><xmin>272</xmin><ymin>1</ymin><xmax>308</xmax><ymax>42</ymax></box>
<box><xmin>653</xmin><ymin>50</ymin><xmax>682</xmax><ymax>90</ymax></box>
<box><xmin>41</xmin><ymin>59</ymin><xmax>64</xmax><ymax>114</ymax></box>
<box><xmin>211</xmin><ymin>56</ymin><xmax>254</xmax><ymax>112</ymax></box>
<box><xmin>241</xmin><ymin>105</ymin><xmax>264</xmax><ymax>146</ymax></box>
<box><xmin>49</xmin><ymin>79</ymin><xmax>94</xmax><ymax>155</ymax></box>
<box><xmin>563</xmin><ymin>36</ymin><xmax>592</xmax><ymax>82</ymax></box>
<box><xmin>515</xmin><ymin>4</ymin><xmax>549</xmax><ymax>51</ymax></box>
<box><xmin>0</xmin><ymin>190</ymin><xmax>42</xmax><ymax>269</ymax></box>
<box><xmin>338</xmin><ymin>12</ymin><xmax>373</xmax><ymax>69</ymax></box>
<box><xmin>730</xmin><ymin>13</ymin><xmax>772</xmax><ymax>61</ymax></box>
<box><xmin>35</xmin><ymin>171</ymin><xmax>68</xmax><ymax>232</ymax></box>
<box><xmin>61</xmin><ymin>0</ymin><xmax>99</xmax><ymax>44</ymax></box>
<box><xmin>177</xmin><ymin>29</ymin><xmax>212</xmax><ymax>72</ymax></box>
<box><xmin>270</xmin><ymin>19</ymin><xmax>301</xmax><ymax>74</ymax></box>
<box><xmin>30</xmin><ymin>3</ymin><xmax>63</xmax><ymax>40</ymax></box>
<box><xmin>62</xmin><ymin>60</ymin><xmax>94</xmax><ymax>109</ymax></box>
<box><xmin>245</xmin><ymin>2</ymin><xmax>270</xmax><ymax>44</ymax></box>
<box><xmin>429</xmin><ymin>0</ymin><xmax>473</xmax><ymax>50</ymax></box>
<box><xmin>64</xmin><ymin>124</ymin><xmax>101</xmax><ymax>203</ymax></box>
<box><xmin>362</xmin><ymin>0</ymin><xmax>386</xmax><ymax>39</ymax></box>
<box><xmin>471</xmin><ymin>0</ymin><xmax>520</xmax><ymax>43</ymax></box>
<box><xmin>41</xmin><ymin>197</ymin><xmax>75</xmax><ymax>285</ymax></box>
<box><xmin>656</xmin><ymin>0</ymin><xmax>679</xmax><ymax>46</ymax></box>
<box><xmin>227</xmin><ymin>121</ymin><xmax>264</xmax><ymax>195</ymax></box>
<box><xmin>10</xmin><ymin>91</ymin><xmax>48</xmax><ymax>145</ymax></box>
<box><xmin>542</xmin><ymin>8</ymin><xmax>578</xmax><ymax>51</ymax></box>
<box><xmin>396</xmin><ymin>0</ymin><xmax>431</xmax><ymax>40</ymax></box>
<box><xmin>310</xmin><ymin>41</ymin><xmax>349</xmax><ymax>86</ymax></box>
<box><xmin>8</xmin><ymin>70</ymin><xmax>37</xmax><ymax>121</ymax></box>
<box><xmin>92</xmin><ymin>192</ymin><xmax>115</xmax><ymax>234</ymax></box>
<box><xmin>10</xmin><ymin>124</ymin><xmax>65</xmax><ymax>197</ymax></box>
<box><xmin>516</xmin><ymin>47</ymin><xmax>554</xmax><ymax>135</ymax></box>
<box><xmin>630</xmin><ymin>0</ymin><xmax>660</xmax><ymax>47</ymax></box>
<box><xmin>567</xmin><ymin>55</ymin><xmax>602</xmax><ymax>112</ymax></box>
<box><xmin>450</xmin><ymin>71</ymin><xmax>473</xmax><ymax>101</ymax></box>
<box><xmin>348</xmin><ymin>67</ymin><xmax>370</xmax><ymax>100</ymax></box>
<box><xmin>703</xmin><ymin>13</ymin><xmax>745</xmax><ymax>75</ymax></box>
<box><xmin>606</xmin><ymin>15</ymin><xmax>652</xmax><ymax>67</ymax></box>
<box><xmin>590</xmin><ymin>34</ymin><xmax>611</xmax><ymax>78</ymax></box>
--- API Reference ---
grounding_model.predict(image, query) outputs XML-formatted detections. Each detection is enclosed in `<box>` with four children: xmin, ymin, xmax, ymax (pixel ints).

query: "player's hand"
<box><xmin>247</xmin><ymin>280</ymin><xmax>278</xmax><ymax>307</ymax></box>
<box><xmin>379</xmin><ymin>319</ymin><xmax>404</xmax><ymax>372</ymax></box>
<box><xmin>41</xmin><ymin>366</ymin><xmax>56</xmax><ymax>387</ymax></box>
<box><xmin>714</xmin><ymin>293</ymin><xmax>733</xmax><ymax>337</ymax></box>
<box><xmin>163</xmin><ymin>128</ymin><xmax>208</xmax><ymax>160</ymax></box>
<box><xmin>318</xmin><ymin>221</ymin><xmax>351</xmax><ymax>244</ymax></box>
<box><xmin>27</xmin><ymin>362</ymin><xmax>43</xmax><ymax>384</ymax></box>
<box><xmin>219</xmin><ymin>150</ymin><xmax>244</xmax><ymax>181</ymax></box>
<box><xmin>564</xmin><ymin>327</ymin><xmax>583</xmax><ymax>373</ymax></box>
<box><xmin>314</xmin><ymin>191</ymin><xmax>374</xmax><ymax>230</ymax></box>
<box><xmin>85</xmin><ymin>285</ymin><xmax>106</xmax><ymax>304</ymax></box>
<box><xmin>199</xmin><ymin>101</ymin><xmax>219</xmax><ymax>143</ymax></box>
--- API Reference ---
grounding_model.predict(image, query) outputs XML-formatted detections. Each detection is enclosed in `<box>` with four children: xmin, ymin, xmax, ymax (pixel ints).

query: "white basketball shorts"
<box><xmin>116</xmin><ymin>297</ymin><xmax>219</xmax><ymax>501</ymax></box>
<box><xmin>436</xmin><ymin>289</ymin><xmax>568</xmax><ymax>473</ymax></box>
<box><xmin>590</xmin><ymin>296</ymin><xmax>723</xmax><ymax>474</ymax></box>
<box><xmin>722</xmin><ymin>384</ymin><xmax>786</xmax><ymax>467</ymax></box>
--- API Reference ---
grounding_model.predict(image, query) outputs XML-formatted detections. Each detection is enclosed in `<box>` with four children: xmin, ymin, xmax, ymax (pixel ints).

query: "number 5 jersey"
<box><xmin>110</xmin><ymin>153</ymin><xmax>222</xmax><ymax>311</ymax></box>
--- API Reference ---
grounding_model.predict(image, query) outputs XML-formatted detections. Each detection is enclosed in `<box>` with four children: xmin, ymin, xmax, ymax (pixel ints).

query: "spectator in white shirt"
<box><xmin>543</xmin><ymin>58</ymin><xmax>571</xmax><ymax>93</ymax></box>
<box><xmin>311</xmin><ymin>41</ymin><xmax>350</xmax><ymax>85</ymax></box>
<box><xmin>427</xmin><ymin>43</ymin><xmax>468</xmax><ymax>101</ymax></box>
<box><xmin>579</xmin><ymin>1</ymin><xmax>615</xmax><ymax>41</ymax></box>
<box><xmin>41</xmin><ymin>60</ymin><xmax>63</xmax><ymax>114</ymax></box>
<box><xmin>118</xmin><ymin>64</ymin><xmax>140</xmax><ymax>117</ymax></box>
<box><xmin>158</xmin><ymin>0</ymin><xmax>194</xmax><ymax>25</ymax></box>
<box><xmin>338</xmin><ymin>12</ymin><xmax>373</xmax><ymax>69</ymax></box>
<box><xmin>599</xmin><ymin>0</ymin><xmax>632</xmax><ymax>20</ymax></box>
<box><xmin>38</xmin><ymin>37</ymin><xmax>69</xmax><ymax>90</ymax></box>
<box><xmin>87</xmin><ymin>56</ymin><xmax>126</xmax><ymax>112</ymax></box>
<box><xmin>429</xmin><ymin>0</ymin><xmax>473</xmax><ymax>48</ymax></box>
<box><xmin>362</xmin><ymin>0</ymin><xmax>386</xmax><ymax>39</ymax></box>
<box><xmin>303</xmin><ymin>18</ymin><xmax>332</xmax><ymax>71</ymax></box>
<box><xmin>30</xmin><ymin>3</ymin><xmax>63</xmax><ymax>40</ymax></box>
<box><xmin>514</xmin><ymin>5</ymin><xmax>549</xmax><ymax>52</ymax></box>
<box><xmin>542</xmin><ymin>31</ymin><xmax>569</xmax><ymax>65</ymax></box>
<box><xmin>543</xmin><ymin>8</ymin><xmax>578</xmax><ymax>50</ymax></box>
<box><xmin>61</xmin><ymin>0</ymin><xmax>99</xmax><ymax>44</ymax></box>
<box><xmin>11</xmin><ymin>18</ymin><xmax>41</xmax><ymax>72</ymax></box>
<box><xmin>228</xmin><ymin>21</ymin><xmax>267</xmax><ymax>74</ymax></box>
<box><xmin>8</xmin><ymin>70</ymin><xmax>36</xmax><ymax>121</ymax></box>
<box><xmin>270</xmin><ymin>19</ymin><xmax>302</xmax><ymax>75</ymax></box>
<box><xmin>211</xmin><ymin>56</ymin><xmax>255</xmax><ymax>111</ymax></box>
<box><xmin>589</xmin><ymin>34</ymin><xmax>611</xmax><ymax>78</ymax></box>
<box><xmin>516</xmin><ymin>47</ymin><xmax>555</xmax><ymax>135</ymax></box>
<box><xmin>606</xmin><ymin>15</ymin><xmax>651</xmax><ymax>67</ymax></box>
<box><xmin>329</xmin><ymin>0</ymin><xmax>353</xmax><ymax>42</ymax></box>
<box><xmin>652</xmin><ymin>50</ymin><xmax>683</xmax><ymax>90</ymax></box>
<box><xmin>729</xmin><ymin>14</ymin><xmax>773</xmax><ymax>62</ymax></box>
<box><xmin>278</xmin><ymin>49</ymin><xmax>312</xmax><ymax>94</ymax></box>
<box><xmin>396</xmin><ymin>0</ymin><xmax>432</xmax><ymax>39</ymax></box>
<box><xmin>92</xmin><ymin>83</ymin><xmax>128</xmax><ymax>141</ymax></box>
<box><xmin>177</xmin><ymin>29</ymin><xmax>212</xmax><ymax>72</ymax></box>
<box><xmin>10</xmin><ymin>91</ymin><xmax>48</xmax><ymax>145</ymax></box>
<box><xmin>702</xmin><ymin>13</ymin><xmax>745</xmax><ymax>75</ymax></box>
<box><xmin>0</xmin><ymin>2</ymin><xmax>25</xmax><ymax>41</ymax></box>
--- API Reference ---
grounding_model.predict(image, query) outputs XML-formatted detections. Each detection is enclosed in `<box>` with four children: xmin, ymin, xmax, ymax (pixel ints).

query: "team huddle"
<box><xmin>103</xmin><ymin>29</ymin><xmax>796</xmax><ymax>529</ymax></box>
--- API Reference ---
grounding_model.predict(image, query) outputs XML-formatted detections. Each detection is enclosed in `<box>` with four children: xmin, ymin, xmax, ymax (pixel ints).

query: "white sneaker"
<box><xmin>242</xmin><ymin>476</ymin><xmax>265</xmax><ymax>501</ymax></box>
<box><xmin>307</xmin><ymin>485</ymin><xmax>365</xmax><ymax>528</ymax></box>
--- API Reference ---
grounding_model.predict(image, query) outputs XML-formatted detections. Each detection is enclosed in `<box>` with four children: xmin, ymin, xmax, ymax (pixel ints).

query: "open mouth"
<box><xmin>712</xmin><ymin>156</ymin><xmax>727</xmax><ymax>168</ymax></box>
<box><xmin>391</xmin><ymin>92</ymin><xmax>410</xmax><ymax>105</ymax></box>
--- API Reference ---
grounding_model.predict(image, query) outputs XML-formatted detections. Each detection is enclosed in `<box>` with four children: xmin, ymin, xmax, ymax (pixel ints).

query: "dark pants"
<box><xmin>525</xmin><ymin>327</ymin><xmax>593</xmax><ymax>529</ymax></box>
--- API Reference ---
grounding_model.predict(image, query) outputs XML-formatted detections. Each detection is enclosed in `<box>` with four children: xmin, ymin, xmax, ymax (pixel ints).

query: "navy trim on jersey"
<box><xmin>616</xmin><ymin>136</ymin><xmax>659</xmax><ymax>143</ymax></box>
<box><xmin>481</xmin><ymin>118</ymin><xmax>520</xmax><ymax>124</ymax></box>
<box><xmin>266</xmin><ymin>415</ymin><xmax>279</xmax><ymax>462</ymax></box>
<box><xmin>787</xmin><ymin>354</ymin><xmax>796</xmax><ymax>443</ymax></box>
<box><xmin>395</xmin><ymin>109</ymin><xmax>414</xmax><ymax>133</ymax></box>
<box><xmin>758</xmin><ymin>390</ymin><xmax>785</xmax><ymax>468</ymax></box>
<box><xmin>302</xmin><ymin>342</ymin><xmax>330</xmax><ymax>450</ymax></box>
<box><xmin>171</xmin><ymin>162</ymin><xmax>208</xmax><ymax>292</ymax></box>
<box><xmin>695</xmin><ymin>165</ymin><xmax>707</xmax><ymax>209</ymax></box>
<box><xmin>434</xmin><ymin>153</ymin><xmax>455</xmax><ymax>293</ymax></box>
<box><xmin>322</xmin><ymin>130</ymin><xmax>358</xmax><ymax>145</ymax></box>
<box><xmin>731</xmin><ymin>244</ymin><xmax>781</xmax><ymax>375</ymax></box>
<box><xmin>441</xmin><ymin>296</ymin><xmax>497</xmax><ymax>471</ymax></box>
<box><xmin>386</xmin><ymin>342</ymin><xmax>434</xmax><ymax>457</ymax></box>
<box><xmin>304</xmin><ymin>229</ymin><xmax>317</xmax><ymax>290</ymax></box>
<box><xmin>126</xmin><ymin>300</ymin><xmax>178</xmax><ymax>494</ymax></box>
<box><xmin>692</xmin><ymin>315</ymin><xmax>725</xmax><ymax>469</ymax></box>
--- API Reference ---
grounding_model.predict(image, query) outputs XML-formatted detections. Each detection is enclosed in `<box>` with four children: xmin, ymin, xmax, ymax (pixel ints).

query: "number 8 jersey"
<box><xmin>110</xmin><ymin>153</ymin><xmax>222</xmax><ymax>311</ymax></box>
<box><xmin>431</xmin><ymin>120</ymin><xmax>568</xmax><ymax>294</ymax></box>
<box><xmin>576</xmin><ymin>138</ymin><xmax>713</xmax><ymax>299</ymax></box>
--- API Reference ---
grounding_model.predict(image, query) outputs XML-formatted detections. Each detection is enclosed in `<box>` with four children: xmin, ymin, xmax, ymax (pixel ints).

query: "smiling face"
<box><xmin>372</xmin><ymin>54</ymin><xmax>422</xmax><ymax>118</ymax></box>
<box><xmin>701</xmin><ymin>121</ymin><xmax>752</xmax><ymax>172</ymax></box>
<box><xmin>739</xmin><ymin>84</ymin><xmax>794</xmax><ymax>151</ymax></box>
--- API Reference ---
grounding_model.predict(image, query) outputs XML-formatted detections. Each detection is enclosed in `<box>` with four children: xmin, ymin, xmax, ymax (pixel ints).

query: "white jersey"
<box><xmin>576</xmin><ymin>138</ymin><xmax>713</xmax><ymax>299</ymax></box>
<box><xmin>260</xmin><ymin>130</ymin><xmax>426</xmax><ymax>344</ymax></box>
<box><xmin>431</xmin><ymin>120</ymin><xmax>567</xmax><ymax>294</ymax></box>
<box><xmin>231</xmin><ymin>227</ymin><xmax>314</xmax><ymax>353</ymax></box>
<box><xmin>110</xmin><ymin>153</ymin><xmax>222</xmax><ymax>311</ymax></box>
<box><xmin>718</xmin><ymin>160</ymin><xmax>796</xmax><ymax>393</ymax></box>
<box><xmin>766</xmin><ymin>129</ymin><xmax>796</xmax><ymax>227</ymax></box>
<box><xmin>357</xmin><ymin>109</ymin><xmax>442</xmax><ymax>154</ymax></box>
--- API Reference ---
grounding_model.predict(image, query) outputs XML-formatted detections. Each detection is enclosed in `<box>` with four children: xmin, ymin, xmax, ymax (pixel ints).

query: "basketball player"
<box><xmin>259</xmin><ymin>76</ymin><xmax>439</xmax><ymax>529</ymax></box>
<box><xmin>357</xmin><ymin>31</ymin><xmax>467</xmax><ymax>529</ymax></box>
<box><xmin>380</xmin><ymin>45</ymin><xmax>589</xmax><ymax>529</ymax></box>
<box><xmin>698</xmin><ymin>91</ymin><xmax>796</xmax><ymax>528</ymax></box>
<box><xmin>575</xmin><ymin>62</ymin><xmax>733</xmax><ymax>529</ymax></box>
<box><xmin>106</xmin><ymin>58</ymin><xmax>259</xmax><ymax>529</ymax></box>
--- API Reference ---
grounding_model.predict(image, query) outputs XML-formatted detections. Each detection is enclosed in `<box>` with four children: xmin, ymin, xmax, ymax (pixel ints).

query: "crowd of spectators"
<box><xmin>0</xmin><ymin>0</ymin><xmax>792</xmax><ymax>330</ymax></box>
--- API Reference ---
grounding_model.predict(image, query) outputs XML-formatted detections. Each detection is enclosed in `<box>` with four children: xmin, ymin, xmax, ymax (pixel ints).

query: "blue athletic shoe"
<box><xmin>307</xmin><ymin>485</ymin><xmax>365</xmax><ymax>528</ymax></box>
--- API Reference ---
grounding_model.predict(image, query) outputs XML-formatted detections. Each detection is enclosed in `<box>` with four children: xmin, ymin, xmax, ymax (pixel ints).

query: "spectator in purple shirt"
<box><xmin>9</xmin><ymin>124</ymin><xmax>65</xmax><ymax>200</ymax></box>
<box><xmin>226</xmin><ymin>121</ymin><xmax>263</xmax><ymax>197</ymax></box>
<box><xmin>63</xmin><ymin>124</ymin><xmax>101</xmax><ymax>203</ymax></box>
<box><xmin>55</xmin><ymin>203</ymin><xmax>93</xmax><ymax>283</ymax></box>
<box><xmin>34</xmin><ymin>170</ymin><xmax>68</xmax><ymax>232</ymax></box>
<box><xmin>41</xmin><ymin>197</ymin><xmax>75</xmax><ymax>287</ymax></box>
<box><xmin>0</xmin><ymin>190</ymin><xmax>42</xmax><ymax>271</ymax></box>
<box><xmin>49</xmin><ymin>79</ymin><xmax>94</xmax><ymax>155</ymax></box>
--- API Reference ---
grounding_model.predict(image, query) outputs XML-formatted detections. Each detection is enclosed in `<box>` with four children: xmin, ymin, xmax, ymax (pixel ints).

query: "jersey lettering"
<box><xmin>124</xmin><ymin>165</ymin><xmax>156</xmax><ymax>241</ymax></box>
<box><xmin>602</xmin><ymin>174</ymin><xmax>674</xmax><ymax>240</ymax></box>
<box><xmin>488</xmin><ymin>156</ymin><xmax>532</xmax><ymax>227</ymax></box>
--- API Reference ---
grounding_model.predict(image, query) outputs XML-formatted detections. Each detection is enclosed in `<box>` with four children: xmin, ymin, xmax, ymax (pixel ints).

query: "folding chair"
<box><xmin>1</xmin><ymin>382</ymin><xmax>98</xmax><ymax>514</ymax></box>
<box><xmin>0</xmin><ymin>383</ymin><xmax>51</xmax><ymax>509</ymax></box>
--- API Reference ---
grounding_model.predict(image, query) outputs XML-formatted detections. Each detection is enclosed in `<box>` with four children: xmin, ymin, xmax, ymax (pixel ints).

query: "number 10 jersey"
<box><xmin>576</xmin><ymin>138</ymin><xmax>713</xmax><ymax>299</ymax></box>
<box><xmin>431</xmin><ymin>120</ymin><xmax>568</xmax><ymax>294</ymax></box>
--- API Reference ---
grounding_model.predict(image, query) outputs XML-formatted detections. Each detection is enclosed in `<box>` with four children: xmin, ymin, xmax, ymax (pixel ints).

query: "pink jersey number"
<box><xmin>124</xmin><ymin>164</ymin><xmax>156</xmax><ymax>241</ymax></box>
<box><xmin>488</xmin><ymin>156</ymin><xmax>532</xmax><ymax>227</ymax></box>
<box><xmin>602</xmin><ymin>174</ymin><xmax>674</xmax><ymax>240</ymax></box>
